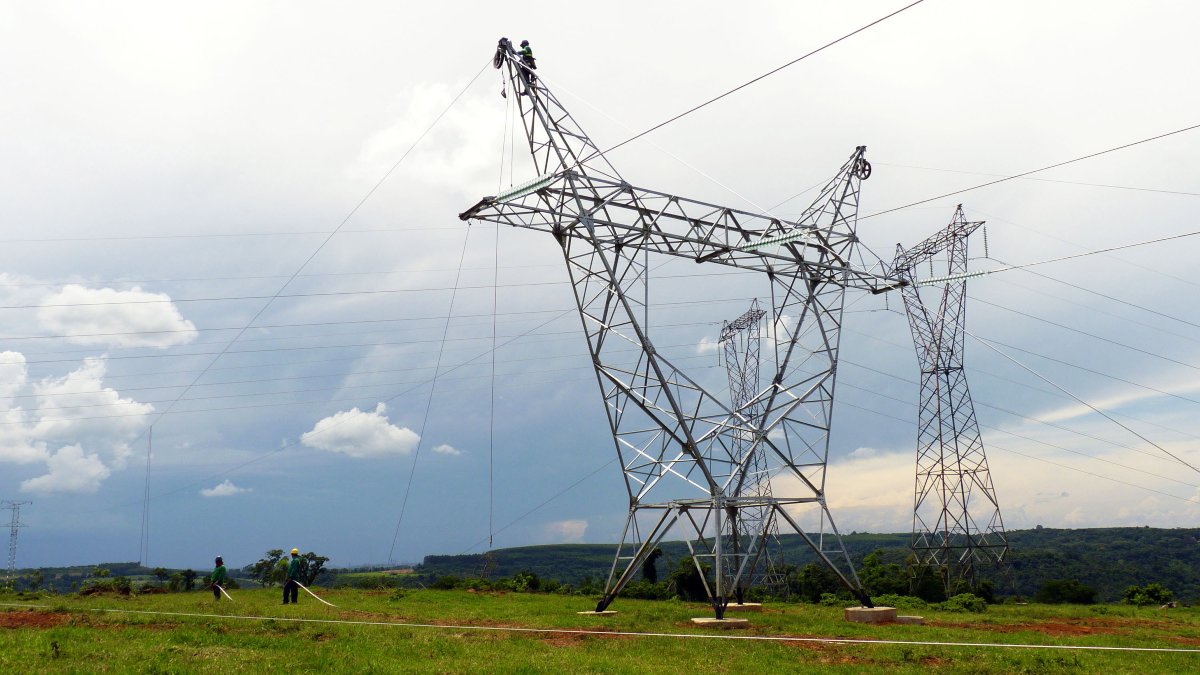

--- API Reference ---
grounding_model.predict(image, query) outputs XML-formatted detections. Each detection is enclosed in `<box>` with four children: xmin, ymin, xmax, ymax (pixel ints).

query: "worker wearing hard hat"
<box><xmin>283</xmin><ymin>548</ymin><xmax>301</xmax><ymax>605</ymax></box>
<box><xmin>211</xmin><ymin>556</ymin><xmax>227</xmax><ymax>601</ymax></box>
<box><xmin>518</xmin><ymin>39</ymin><xmax>537</xmax><ymax>90</ymax></box>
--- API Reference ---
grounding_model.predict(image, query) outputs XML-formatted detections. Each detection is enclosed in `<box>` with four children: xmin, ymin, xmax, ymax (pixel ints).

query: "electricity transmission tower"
<box><xmin>4</xmin><ymin>501</ymin><xmax>30</xmax><ymax>583</ymax></box>
<box><xmin>891</xmin><ymin>205</ymin><xmax>1009</xmax><ymax>595</ymax></box>
<box><xmin>719</xmin><ymin>300</ymin><xmax>785</xmax><ymax>601</ymax></box>
<box><xmin>462</xmin><ymin>38</ymin><xmax>892</xmax><ymax>617</ymax></box>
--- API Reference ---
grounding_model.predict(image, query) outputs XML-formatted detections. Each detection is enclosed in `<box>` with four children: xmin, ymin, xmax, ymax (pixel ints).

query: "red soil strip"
<box><xmin>0</xmin><ymin>610</ymin><xmax>70</xmax><ymax>629</ymax></box>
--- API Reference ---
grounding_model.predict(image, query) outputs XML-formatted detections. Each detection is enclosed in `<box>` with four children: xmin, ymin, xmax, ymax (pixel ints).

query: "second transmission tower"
<box><xmin>892</xmin><ymin>205</ymin><xmax>1009</xmax><ymax>596</ymax></box>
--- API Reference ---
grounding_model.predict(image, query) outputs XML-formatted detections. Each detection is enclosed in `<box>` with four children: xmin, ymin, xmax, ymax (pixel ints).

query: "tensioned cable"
<box><xmin>5</xmin><ymin>604</ymin><xmax>1199</xmax><ymax>654</ymax></box>
<box><xmin>914</xmin><ymin>228</ymin><xmax>1200</xmax><ymax>286</ymax></box>
<box><xmin>877</xmin><ymin>161</ymin><xmax>1200</xmax><ymax>198</ymax></box>
<box><xmin>389</xmin><ymin>226</ymin><xmax>478</xmax><ymax>561</ymax></box>
<box><xmin>863</xmin><ymin>122</ymin><xmax>1200</xmax><ymax>220</ymax></box>
<box><xmin>835</xmin><ymin>400</ymin><xmax>1200</xmax><ymax>506</ymax></box>
<box><xmin>837</xmin><ymin>377</ymin><xmax>1200</xmax><ymax>489</ymax></box>
<box><xmin>969</xmin><ymin>331</ymin><xmax>1200</xmax><ymax>476</ymax></box>
<box><xmin>110</xmin><ymin>61</ymin><xmax>494</xmax><ymax>460</ymax></box>
<box><xmin>488</xmin><ymin>210</ymin><xmax>500</xmax><ymax>549</ymax></box>
<box><xmin>589</xmin><ymin>0</ymin><xmax>927</xmax><ymax>160</ymax></box>
<box><xmin>460</xmin><ymin>457</ymin><xmax>617</xmax><ymax>555</ymax></box>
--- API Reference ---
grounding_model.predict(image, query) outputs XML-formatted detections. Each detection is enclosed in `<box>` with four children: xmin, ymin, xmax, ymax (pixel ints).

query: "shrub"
<box><xmin>934</xmin><ymin>593</ymin><xmax>987</xmax><ymax>613</ymax></box>
<box><xmin>871</xmin><ymin>593</ymin><xmax>929</xmax><ymax>610</ymax></box>
<box><xmin>431</xmin><ymin>576</ymin><xmax>461</xmax><ymax>590</ymax></box>
<box><xmin>818</xmin><ymin>593</ymin><xmax>844</xmax><ymax>607</ymax></box>
<box><xmin>1122</xmin><ymin>583</ymin><xmax>1174</xmax><ymax>606</ymax></box>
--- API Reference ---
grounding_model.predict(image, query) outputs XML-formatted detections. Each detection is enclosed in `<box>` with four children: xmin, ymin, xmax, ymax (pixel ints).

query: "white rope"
<box><xmin>2</xmin><ymin>603</ymin><xmax>1197</xmax><ymax>654</ymax></box>
<box><xmin>291</xmin><ymin>580</ymin><xmax>337</xmax><ymax>608</ymax></box>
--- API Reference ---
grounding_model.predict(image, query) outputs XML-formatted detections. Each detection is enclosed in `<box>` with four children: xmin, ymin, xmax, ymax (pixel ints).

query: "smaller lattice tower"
<box><xmin>719</xmin><ymin>300</ymin><xmax>786</xmax><ymax>600</ymax></box>
<box><xmin>3</xmin><ymin>501</ymin><xmax>30</xmax><ymax>584</ymax></box>
<box><xmin>892</xmin><ymin>205</ymin><xmax>1009</xmax><ymax>596</ymax></box>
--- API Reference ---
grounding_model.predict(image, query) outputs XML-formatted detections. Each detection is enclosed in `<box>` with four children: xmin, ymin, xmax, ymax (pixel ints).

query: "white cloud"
<box><xmin>0</xmin><ymin>353</ymin><xmax>153</xmax><ymax>491</ymax></box>
<box><xmin>542</xmin><ymin>519</ymin><xmax>588</xmax><ymax>544</ymax></box>
<box><xmin>300</xmin><ymin>402</ymin><xmax>420</xmax><ymax>458</ymax></box>
<box><xmin>696</xmin><ymin>335</ymin><xmax>720</xmax><ymax>356</ymax></box>
<box><xmin>200</xmin><ymin>479</ymin><xmax>250</xmax><ymax>498</ymax></box>
<box><xmin>37</xmin><ymin>284</ymin><xmax>198</xmax><ymax>348</ymax></box>
<box><xmin>432</xmin><ymin>443</ymin><xmax>461</xmax><ymax>456</ymax></box>
<box><xmin>20</xmin><ymin>444</ymin><xmax>111</xmax><ymax>494</ymax></box>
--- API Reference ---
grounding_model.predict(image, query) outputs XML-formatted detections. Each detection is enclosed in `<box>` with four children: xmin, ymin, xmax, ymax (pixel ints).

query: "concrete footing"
<box><xmin>691</xmin><ymin>617</ymin><xmax>750</xmax><ymax>628</ymax></box>
<box><xmin>722</xmin><ymin>602</ymin><xmax>764</xmax><ymax>613</ymax></box>
<box><xmin>844</xmin><ymin>606</ymin><xmax>897</xmax><ymax>624</ymax></box>
<box><xmin>576</xmin><ymin>610</ymin><xmax>618</xmax><ymax>616</ymax></box>
<box><xmin>896</xmin><ymin>615</ymin><xmax>925</xmax><ymax>625</ymax></box>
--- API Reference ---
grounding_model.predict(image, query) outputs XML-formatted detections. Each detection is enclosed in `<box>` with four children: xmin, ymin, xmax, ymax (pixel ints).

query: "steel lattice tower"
<box><xmin>892</xmin><ymin>205</ymin><xmax>1009</xmax><ymax>595</ymax></box>
<box><xmin>719</xmin><ymin>300</ymin><xmax>785</xmax><ymax>601</ymax></box>
<box><xmin>3</xmin><ymin>501</ymin><xmax>30</xmax><ymax>583</ymax></box>
<box><xmin>462</xmin><ymin>38</ymin><xmax>893</xmax><ymax>617</ymax></box>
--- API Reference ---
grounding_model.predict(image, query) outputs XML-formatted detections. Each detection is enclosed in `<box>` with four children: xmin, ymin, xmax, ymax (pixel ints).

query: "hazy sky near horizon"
<box><xmin>2</xmin><ymin>0</ymin><xmax>1200</xmax><ymax>570</ymax></box>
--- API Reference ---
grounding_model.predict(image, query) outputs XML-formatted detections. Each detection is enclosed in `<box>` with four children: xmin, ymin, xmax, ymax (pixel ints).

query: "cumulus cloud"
<box><xmin>432</xmin><ymin>443</ymin><xmax>461</xmax><ymax>456</ymax></box>
<box><xmin>37</xmin><ymin>284</ymin><xmax>198</xmax><ymax>348</ymax></box>
<box><xmin>0</xmin><ymin>353</ymin><xmax>153</xmax><ymax>493</ymax></box>
<box><xmin>542</xmin><ymin>519</ymin><xmax>588</xmax><ymax>544</ymax></box>
<box><xmin>200</xmin><ymin>479</ymin><xmax>250</xmax><ymax>497</ymax></box>
<box><xmin>300</xmin><ymin>403</ymin><xmax>420</xmax><ymax>458</ymax></box>
<box><xmin>20</xmin><ymin>444</ymin><xmax>111</xmax><ymax>494</ymax></box>
<box><xmin>696</xmin><ymin>335</ymin><xmax>720</xmax><ymax>355</ymax></box>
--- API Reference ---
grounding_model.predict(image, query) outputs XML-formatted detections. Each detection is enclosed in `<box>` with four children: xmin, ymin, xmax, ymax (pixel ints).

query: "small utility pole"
<box><xmin>3</xmin><ymin>501</ymin><xmax>30</xmax><ymax>583</ymax></box>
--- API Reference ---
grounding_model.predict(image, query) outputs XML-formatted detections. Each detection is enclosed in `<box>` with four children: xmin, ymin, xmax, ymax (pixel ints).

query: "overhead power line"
<box><xmin>592</xmin><ymin>0</ymin><xmax>927</xmax><ymax>158</ymax></box>
<box><xmin>864</xmin><ymin>122</ymin><xmax>1200</xmax><ymax>220</ymax></box>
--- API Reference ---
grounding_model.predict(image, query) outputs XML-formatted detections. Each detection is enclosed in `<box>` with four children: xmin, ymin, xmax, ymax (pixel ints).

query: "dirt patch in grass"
<box><xmin>0</xmin><ymin>610</ymin><xmax>70</xmax><ymax>629</ymax></box>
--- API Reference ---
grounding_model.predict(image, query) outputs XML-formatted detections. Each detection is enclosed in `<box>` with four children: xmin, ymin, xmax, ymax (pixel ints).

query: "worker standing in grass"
<box><xmin>283</xmin><ymin>548</ymin><xmax>300</xmax><ymax>605</ymax></box>
<box><xmin>210</xmin><ymin>556</ymin><xmax>227</xmax><ymax>601</ymax></box>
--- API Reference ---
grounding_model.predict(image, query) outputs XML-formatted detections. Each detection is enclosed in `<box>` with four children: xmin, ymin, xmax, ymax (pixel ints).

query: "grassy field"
<box><xmin>2</xmin><ymin>588</ymin><xmax>1199</xmax><ymax>673</ymax></box>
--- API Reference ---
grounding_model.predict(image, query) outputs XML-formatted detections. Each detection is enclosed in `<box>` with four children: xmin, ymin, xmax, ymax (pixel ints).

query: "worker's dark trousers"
<box><xmin>212</xmin><ymin>585</ymin><xmax>221</xmax><ymax>601</ymax></box>
<box><xmin>283</xmin><ymin>580</ymin><xmax>299</xmax><ymax>604</ymax></box>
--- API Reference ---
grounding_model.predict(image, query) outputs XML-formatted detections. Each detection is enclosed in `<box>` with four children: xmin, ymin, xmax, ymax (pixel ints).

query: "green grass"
<box><xmin>2</xmin><ymin>589</ymin><xmax>1198</xmax><ymax>673</ymax></box>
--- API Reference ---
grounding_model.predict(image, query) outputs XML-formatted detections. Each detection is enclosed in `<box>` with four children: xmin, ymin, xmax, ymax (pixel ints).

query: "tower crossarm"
<box><xmin>892</xmin><ymin>204</ymin><xmax>984</xmax><ymax>277</ymax></box>
<box><xmin>461</xmin><ymin>168</ymin><xmax>894</xmax><ymax>292</ymax></box>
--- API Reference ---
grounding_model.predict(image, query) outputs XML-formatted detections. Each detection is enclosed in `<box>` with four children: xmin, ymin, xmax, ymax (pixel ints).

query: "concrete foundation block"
<box><xmin>576</xmin><ymin>610</ymin><xmax>618</xmax><ymax>616</ymax></box>
<box><xmin>896</xmin><ymin>615</ymin><xmax>925</xmax><ymax>625</ymax></box>
<box><xmin>722</xmin><ymin>602</ymin><xmax>764</xmax><ymax>613</ymax></box>
<box><xmin>691</xmin><ymin>617</ymin><xmax>750</xmax><ymax>628</ymax></box>
<box><xmin>844</xmin><ymin>606</ymin><xmax>897</xmax><ymax>624</ymax></box>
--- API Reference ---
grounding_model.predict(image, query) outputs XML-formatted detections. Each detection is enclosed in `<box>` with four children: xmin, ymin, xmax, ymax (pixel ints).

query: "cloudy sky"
<box><xmin>2</xmin><ymin>1</ymin><xmax>1199</xmax><ymax>571</ymax></box>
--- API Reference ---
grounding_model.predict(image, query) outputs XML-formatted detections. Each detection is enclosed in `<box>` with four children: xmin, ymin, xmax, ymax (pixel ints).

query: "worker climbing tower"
<box><xmin>718</xmin><ymin>300</ymin><xmax>786</xmax><ymax>601</ymax></box>
<box><xmin>462</xmin><ymin>38</ymin><xmax>893</xmax><ymax>617</ymax></box>
<box><xmin>891</xmin><ymin>206</ymin><xmax>1010</xmax><ymax>596</ymax></box>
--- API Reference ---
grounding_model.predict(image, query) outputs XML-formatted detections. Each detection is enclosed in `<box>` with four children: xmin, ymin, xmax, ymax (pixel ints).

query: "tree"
<box><xmin>297</xmin><ymin>552</ymin><xmax>330</xmax><ymax>586</ymax></box>
<box><xmin>181</xmin><ymin>569</ymin><xmax>197</xmax><ymax>591</ymax></box>
<box><xmin>247</xmin><ymin>549</ymin><xmax>286</xmax><ymax>588</ymax></box>
<box><xmin>153</xmin><ymin>568</ymin><xmax>170</xmax><ymax>584</ymax></box>
<box><xmin>1035</xmin><ymin>579</ymin><xmax>1096</xmax><ymax>604</ymax></box>
<box><xmin>91</xmin><ymin>566</ymin><xmax>111</xmax><ymax>578</ymax></box>
<box><xmin>668</xmin><ymin>557</ymin><xmax>709</xmax><ymax>602</ymax></box>
<box><xmin>858</xmin><ymin>550</ymin><xmax>908</xmax><ymax>597</ymax></box>
<box><xmin>641</xmin><ymin>548</ymin><xmax>663</xmax><ymax>584</ymax></box>
<box><xmin>28</xmin><ymin>570</ymin><xmax>44</xmax><ymax>591</ymax></box>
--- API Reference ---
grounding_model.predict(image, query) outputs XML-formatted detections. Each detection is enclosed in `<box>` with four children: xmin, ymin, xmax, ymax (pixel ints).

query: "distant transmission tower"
<box><xmin>463</xmin><ymin>38</ymin><xmax>893</xmax><ymax>617</ymax></box>
<box><xmin>892</xmin><ymin>205</ymin><xmax>1009</xmax><ymax>595</ymax></box>
<box><xmin>3</xmin><ymin>501</ymin><xmax>30</xmax><ymax>583</ymax></box>
<box><xmin>719</xmin><ymin>300</ymin><xmax>785</xmax><ymax>601</ymax></box>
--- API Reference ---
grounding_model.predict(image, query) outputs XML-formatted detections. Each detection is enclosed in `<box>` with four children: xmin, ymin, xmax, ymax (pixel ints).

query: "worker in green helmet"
<box><xmin>283</xmin><ymin>548</ymin><xmax>301</xmax><ymax>604</ymax></box>
<box><xmin>518</xmin><ymin>39</ymin><xmax>537</xmax><ymax>90</ymax></box>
